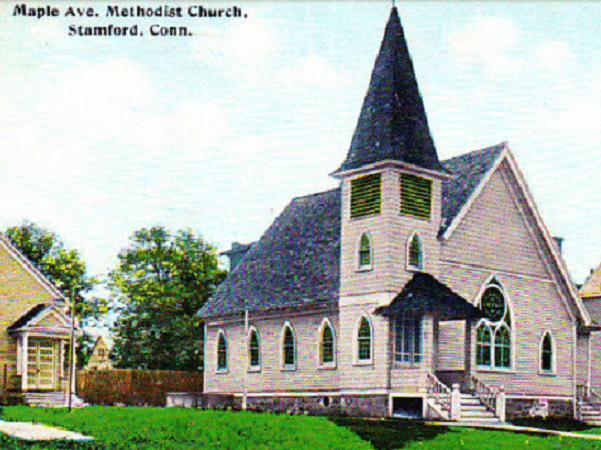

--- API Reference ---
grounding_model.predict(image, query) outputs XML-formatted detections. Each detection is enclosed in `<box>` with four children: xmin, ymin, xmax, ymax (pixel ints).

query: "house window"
<box><xmin>249</xmin><ymin>328</ymin><xmax>260</xmax><ymax>369</ymax></box>
<box><xmin>395</xmin><ymin>314</ymin><xmax>422</xmax><ymax>363</ymax></box>
<box><xmin>217</xmin><ymin>330</ymin><xmax>227</xmax><ymax>371</ymax></box>
<box><xmin>541</xmin><ymin>332</ymin><xmax>553</xmax><ymax>373</ymax></box>
<box><xmin>407</xmin><ymin>233</ymin><xmax>423</xmax><ymax>270</ymax></box>
<box><xmin>357</xmin><ymin>316</ymin><xmax>372</xmax><ymax>361</ymax></box>
<box><xmin>320</xmin><ymin>320</ymin><xmax>335</xmax><ymax>365</ymax></box>
<box><xmin>351</xmin><ymin>173</ymin><xmax>381</xmax><ymax>218</ymax></box>
<box><xmin>400</xmin><ymin>173</ymin><xmax>432</xmax><ymax>220</ymax></box>
<box><xmin>359</xmin><ymin>233</ymin><xmax>372</xmax><ymax>268</ymax></box>
<box><xmin>282</xmin><ymin>324</ymin><xmax>295</xmax><ymax>368</ymax></box>
<box><xmin>477</xmin><ymin>285</ymin><xmax>511</xmax><ymax>370</ymax></box>
<box><xmin>476</xmin><ymin>323</ymin><xmax>492</xmax><ymax>366</ymax></box>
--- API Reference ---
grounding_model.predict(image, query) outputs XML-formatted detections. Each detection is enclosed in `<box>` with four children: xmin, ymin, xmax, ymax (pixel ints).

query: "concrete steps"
<box><xmin>459</xmin><ymin>393</ymin><xmax>501</xmax><ymax>424</ymax></box>
<box><xmin>23</xmin><ymin>392</ymin><xmax>87</xmax><ymax>408</ymax></box>
<box><xmin>580</xmin><ymin>404</ymin><xmax>601</xmax><ymax>426</ymax></box>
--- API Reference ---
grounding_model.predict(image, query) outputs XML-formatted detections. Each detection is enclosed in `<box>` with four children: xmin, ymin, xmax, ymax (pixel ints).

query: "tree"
<box><xmin>5</xmin><ymin>221</ymin><xmax>100</xmax><ymax>367</ymax></box>
<box><xmin>109</xmin><ymin>226</ymin><xmax>226</xmax><ymax>371</ymax></box>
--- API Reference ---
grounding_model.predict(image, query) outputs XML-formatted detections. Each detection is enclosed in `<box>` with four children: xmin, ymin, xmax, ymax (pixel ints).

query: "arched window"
<box><xmin>477</xmin><ymin>283</ymin><xmax>511</xmax><ymax>369</ymax></box>
<box><xmin>248</xmin><ymin>328</ymin><xmax>260</xmax><ymax>369</ymax></box>
<box><xmin>475</xmin><ymin>323</ymin><xmax>492</xmax><ymax>366</ymax></box>
<box><xmin>320</xmin><ymin>320</ymin><xmax>335</xmax><ymax>365</ymax></box>
<box><xmin>541</xmin><ymin>332</ymin><xmax>553</xmax><ymax>373</ymax></box>
<box><xmin>282</xmin><ymin>324</ymin><xmax>295</xmax><ymax>368</ymax></box>
<box><xmin>359</xmin><ymin>233</ymin><xmax>372</xmax><ymax>269</ymax></box>
<box><xmin>407</xmin><ymin>233</ymin><xmax>423</xmax><ymax>270</ymax></box>
<box><xmin>357</xmin><ymin>316</ymin><xmax>372</xmax><ymax>361</ymax></box>
<box><xmin>494</xmin><ymin>325</ymin><xmax>511</xmax><ymax>368</ymax></box>
<box><xmin>217</xmin><ymin>330</ymin><xmax>227</xmax><ymax>371</ymax></box>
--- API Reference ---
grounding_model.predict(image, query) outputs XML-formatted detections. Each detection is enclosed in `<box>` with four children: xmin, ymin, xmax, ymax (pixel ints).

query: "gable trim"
<box><xmin>502</xmin><ymin>147</ymin><xmax>590</xmax><ymax>325</ymax></box>
<box><xmin>331</xmin><ymin>159</ymin><xmax>453</xmax><ymax>181</ymax></box>
<box><xmin>441</xmin><ymin>143</ymin><xmax>507</xmax><ymax>241</ymax></box>
<box><xmin>0</xmin><ymin>234</ymin><xmax>66</xmax><ymax>302</ymax></box>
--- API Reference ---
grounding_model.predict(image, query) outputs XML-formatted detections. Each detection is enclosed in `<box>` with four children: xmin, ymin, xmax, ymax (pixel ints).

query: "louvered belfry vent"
<box><xmin>351</xmin><ymin>173</ymin><xmax>381</xmax><ymax>218</ymax></box>
<box><xmin>400</xmin><ymin>173</ymin><xmax>432</xmax><ymax>220</ymax></box>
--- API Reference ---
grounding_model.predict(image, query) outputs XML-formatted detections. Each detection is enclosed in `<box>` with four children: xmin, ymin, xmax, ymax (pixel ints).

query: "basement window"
<box><xmin>350</xmin><ymin>173</ymin><xmax>381</xmax><ymax>218</ymax></box>
<box><xmin>400</xmin><ymin>174</ymin><xmax>432</xmax><ymax>220</ymax></box>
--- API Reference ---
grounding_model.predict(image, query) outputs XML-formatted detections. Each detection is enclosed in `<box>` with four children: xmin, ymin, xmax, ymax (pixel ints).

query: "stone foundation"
<box><xmin>172</xmin><ymin>393</ymin><xmax>389</xmax><ymax>417</ymax></box>
<box><xmin>506</xmin><ymin>397</ymin><xmax>573</xmax><ymax>420</ymax></box>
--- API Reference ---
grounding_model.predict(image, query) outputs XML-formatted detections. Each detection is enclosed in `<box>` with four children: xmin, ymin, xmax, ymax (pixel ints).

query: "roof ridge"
<box><xmin>291</xmin><ymin>187</ymin><xmax>340</xmax><ymax>202</ymax></box>
<box><xmin>441</xmin><ymin>142</ymin><xmax>506</xmax><ymax>164</ymax></box>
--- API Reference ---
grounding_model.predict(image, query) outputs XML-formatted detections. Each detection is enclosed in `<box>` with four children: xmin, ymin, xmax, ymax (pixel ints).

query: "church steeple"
<box><xmin>335</xmin><ymin>7</ymin><xmax>444</xmax><ymax>174</ymax></box>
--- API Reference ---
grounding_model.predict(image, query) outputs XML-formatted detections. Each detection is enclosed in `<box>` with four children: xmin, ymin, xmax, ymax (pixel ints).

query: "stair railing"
<box><xmin>427</xmin><ymin>373</ymin><xmax>451</xmax><ymax>414</ymax></box>
<box><xmin>577</xmin><ymin>384</ymin><xmax>601</xmax><ymax>404</ymax></box>
<box><xmin>468</xmin><ymin>374</ymin><xmax>496</xmax><ymax>412</ymax></box>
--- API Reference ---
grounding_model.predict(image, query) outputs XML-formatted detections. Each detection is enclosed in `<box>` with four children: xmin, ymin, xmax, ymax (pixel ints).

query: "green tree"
<box><xmin>109</xmin><ymin>226</ymin><xmax>226</xmax><ymax>371</ymax></box>
<box><xmin>5</xmin><ymin>221</ymin><xmax>100</xmax><ymax>367</ymax></box>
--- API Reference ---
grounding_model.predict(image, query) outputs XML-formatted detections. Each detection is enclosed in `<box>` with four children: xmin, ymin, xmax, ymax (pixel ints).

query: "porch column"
<box><xmin>464</xmin><ymin>319</ymin><xmax>473</xmax><ymax>387</ymax></box>
<box><xmin>432</xmin><ymin>318</ymin><xmax>440</xmax><ymax>373</ymax></box>
<box><xmin>21</xmin><ymin>333</ymin><xmax>28</xmax><ymax>392</ymax></box>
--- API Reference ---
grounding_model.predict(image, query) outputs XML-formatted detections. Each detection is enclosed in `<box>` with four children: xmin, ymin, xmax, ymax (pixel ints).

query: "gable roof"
<box><xmin>7</xmin><ymin>303</ymin><xmax>74</xmax><ymax>333</ymax></box>
<box><xmin>440</xmin><ymin>143</ymin><xmax>505</xmax><ymax>233</ymax></box>
<box><xmin>0</xmin><ymin>234</ymin><xmax>66</xmax><ymax>302</ymax></box>
<box><xmin>198</xmin><ymin>188</ymin><xmax>341</xmax><ymax>318</ymax></box>
<box><xmin>375</xmin><ymin>272</ymin><xmax>484</xmax><ymax>320</ymax></box>
<box><xmin>334</xmin><ymin>7</ymin><xmax>444</xmax><ymax>175</ymax></box>
<box><xmin>199</xmin><ymin>146</ymin><xmax>506</xmax><ymax>319</ymax></box>
<box><xmin>580</xmin><ymin>263</ymin><xmax>601</xmax><ymax>299</ymax></box>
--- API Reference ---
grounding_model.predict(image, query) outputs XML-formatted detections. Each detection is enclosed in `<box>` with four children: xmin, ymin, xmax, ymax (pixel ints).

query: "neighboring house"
<box><xmin>197</xmin><ymin>8</ymin><xmax>598</xmax><ymax>422</ymax></box>
<box><xmin>0</xmin><ymin>234</ymin><xmax>81</xmax><ymax>405</ymax></box>
<box><xmin>580</xmin><ymin>264</ymin><xmax>601</xmax><ymax>403</ymax></box>
<box><xmin>85</xmin><ymin>335</ymin><xmax>113</xmax><ymax>371</ymax></box>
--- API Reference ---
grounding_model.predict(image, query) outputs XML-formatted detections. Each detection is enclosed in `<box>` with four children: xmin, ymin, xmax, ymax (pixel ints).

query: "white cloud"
<box><xmin>535</xmin><ymin>40</ymin><xmax>575</xmax><ymax>72</ymax></box>
<box><xmin>192</xmin><ymin>15</ymin><xmax>278</xmax><ymax>82</ymax></box>
<box><xmin>449</xmin><ymin>16</ymin><xmax>523</xmax><ymax>77</ymax></box>
<box><xmin>283</xmin><ymin>54</ymin><xmax>348</xmax><ymax>90</ymax></box>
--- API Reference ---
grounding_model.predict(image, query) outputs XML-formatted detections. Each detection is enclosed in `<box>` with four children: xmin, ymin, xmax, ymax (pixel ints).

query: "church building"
<box><xmin>197</xmin><ymin>8</ymin><xmax>598</xmax><ymax>422</ymax></box>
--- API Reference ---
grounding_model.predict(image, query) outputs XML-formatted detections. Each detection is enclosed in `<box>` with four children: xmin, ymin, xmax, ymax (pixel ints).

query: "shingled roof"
<box><xmin>334</xmin><ymin>7</ymin><xmax>444</xmax><ymax>175</ymax></box>
<box><xmin>440</xmin><ymin>143</ymin><xmax>505</xmax><ymax>232</ymax></box>
<box><xmin>198</xmin><ymin>189</ymin><xmax>341</xmax><ymax>318</ymax></box>
<box><xmin>198</xmin><ymin>145</ymin><xmax>504</xmax><ymax>319</ymax></box>
<box><xmin>374</xmin><ymin>272</ymin><xmax>484</xmax><ymax>320</ymax></box>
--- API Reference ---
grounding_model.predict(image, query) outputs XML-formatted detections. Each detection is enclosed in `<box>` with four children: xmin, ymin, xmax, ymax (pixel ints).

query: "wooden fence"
<box><xmin>76</xmin><ymin>370</ymin><xmax>203</xmax><ymax>407</ymax></box>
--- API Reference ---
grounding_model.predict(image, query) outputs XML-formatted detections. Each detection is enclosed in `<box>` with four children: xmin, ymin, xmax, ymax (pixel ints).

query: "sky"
<box><xmin>0</xmin><ymin>1</ymin><xmax>600</xmax><ymax>289</ymax></box>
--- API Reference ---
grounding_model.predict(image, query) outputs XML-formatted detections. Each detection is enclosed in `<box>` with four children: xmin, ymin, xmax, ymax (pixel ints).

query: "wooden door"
<box><xmin>27</xmin><ymin>339</ymin><xmax>55</xmax><ymax>390</ymax></box>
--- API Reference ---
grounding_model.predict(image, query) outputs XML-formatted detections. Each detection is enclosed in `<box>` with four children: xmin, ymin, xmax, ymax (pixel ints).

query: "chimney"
<box><xmin>552</xmin><ymin>236</ymin><xmax>564</xmax><ymax>254</ymax></box>
<box><xmin>223</xmin><ymin>242</ymin><xmax>254</xmax><ymax>271</ymax></box>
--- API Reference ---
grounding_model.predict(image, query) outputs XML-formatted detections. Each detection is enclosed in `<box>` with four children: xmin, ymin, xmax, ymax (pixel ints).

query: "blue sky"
<box><xmin>0</xmin><ymin>2</ymin><xmax>599</xmax><ymax>285</ymax></box>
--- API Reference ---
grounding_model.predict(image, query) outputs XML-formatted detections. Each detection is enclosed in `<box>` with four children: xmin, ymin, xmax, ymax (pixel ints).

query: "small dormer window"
<box><xmin>407</xmin><ymin>233</ymin><xmax>423</xmax><ymax>270</ymax></box>
<box><xmin>400</xmin><ymin>173</ymin><xmax>432</xmax><ymax>220</ymax></box>
<box><xmin>351</xmin><ymin>173</ymin><xmax>381</xmax><ymax>218</ymax></box>
<box><xmin>359</xmin><ymin>233</ymin><xmax>372</xmax><ymax>269</ymax></box>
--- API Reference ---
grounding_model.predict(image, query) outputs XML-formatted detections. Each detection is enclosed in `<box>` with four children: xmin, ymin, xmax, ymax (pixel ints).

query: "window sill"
<box><xmin>281</xmin><ymin>365</ymin><xmax>296</xmax><ymax>372</ymax></box>
<box><xmin>357</xmin><ymin>266</ymin><xmax>372</xmax><ymax>272</ymax></box>
<box><xmin>538</xmin><ymin>370</ymin><xmax>556</xmax><ymax>377</ymax></box>
<box><xmin>318</xmin><ymin>363</ymin><xmax>337</xmax><ymax>371</ymax></box>
<box><xmin>248</xmin><ymin>366</ymin><xmax>261</xmax><ymax>373</ymax></box>
<box><xmin>476</xmin><ymin>366</ymin><xmax>514</xmax><ymax>374</ymax></box>
<box><xmin>393</xmin><ymin>362</ymin><xmax>422</xmax><ymax>369</ymax></box>
<box><xmin>216</xmin><ymin>369</ymin><xmax>229</xmax><ymax>374</ymax></box>
<box><xmin>353</xmin><ymin>360</ymin><xmax>373</xmax><ymax>367</ymax></box>
<box><xmin>406</xmin><ymin>266</ymin><xmax>423</xmax><ymax>273</ymax></box>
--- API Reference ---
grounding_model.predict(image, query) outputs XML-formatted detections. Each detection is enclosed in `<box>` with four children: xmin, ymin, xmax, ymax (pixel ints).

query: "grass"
<box><xmin>2</xmin><ymin>407</ymin><xmax>601</xmax><ymax>449</ymax></box>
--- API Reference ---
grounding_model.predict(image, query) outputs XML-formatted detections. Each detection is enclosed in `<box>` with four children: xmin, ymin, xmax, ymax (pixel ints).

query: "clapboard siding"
<box><xmin>204</xmin><ymin>311</ymin><xmax>340</xmax><ymax>394</ymax></box>
<box><xmin>0</xmin><ymin>243</ymin><xmax>56</xmax><ymax>381</ymax></box>
<box><xmin>340</xmin><ymin>168</ymin><xmax>443</xmax><ymax>298</ymax></box>
<box><xmin>442</xmin><ymin>162</ymin><xmax>551</xmax><ymax>279</ymax></box>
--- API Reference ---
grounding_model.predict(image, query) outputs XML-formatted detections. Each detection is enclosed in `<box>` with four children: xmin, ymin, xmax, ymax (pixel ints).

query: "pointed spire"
<box><xmin>335</xmin><ymin>8</ymin><xmax>444</xmax><ymax>174</ymax></box>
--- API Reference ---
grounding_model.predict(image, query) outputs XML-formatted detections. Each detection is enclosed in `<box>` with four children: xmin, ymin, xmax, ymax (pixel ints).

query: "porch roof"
<box><xmin>375</xmin><ymin>272</ymin><xmax>484</xmax><ymax>320</ymax></box>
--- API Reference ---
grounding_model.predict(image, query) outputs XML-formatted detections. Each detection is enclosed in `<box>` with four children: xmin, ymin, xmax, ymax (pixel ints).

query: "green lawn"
<box><xmin>2</xmin><ymin>407</ymin><xmax>601</xmax><ymax>450</ymax></box>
